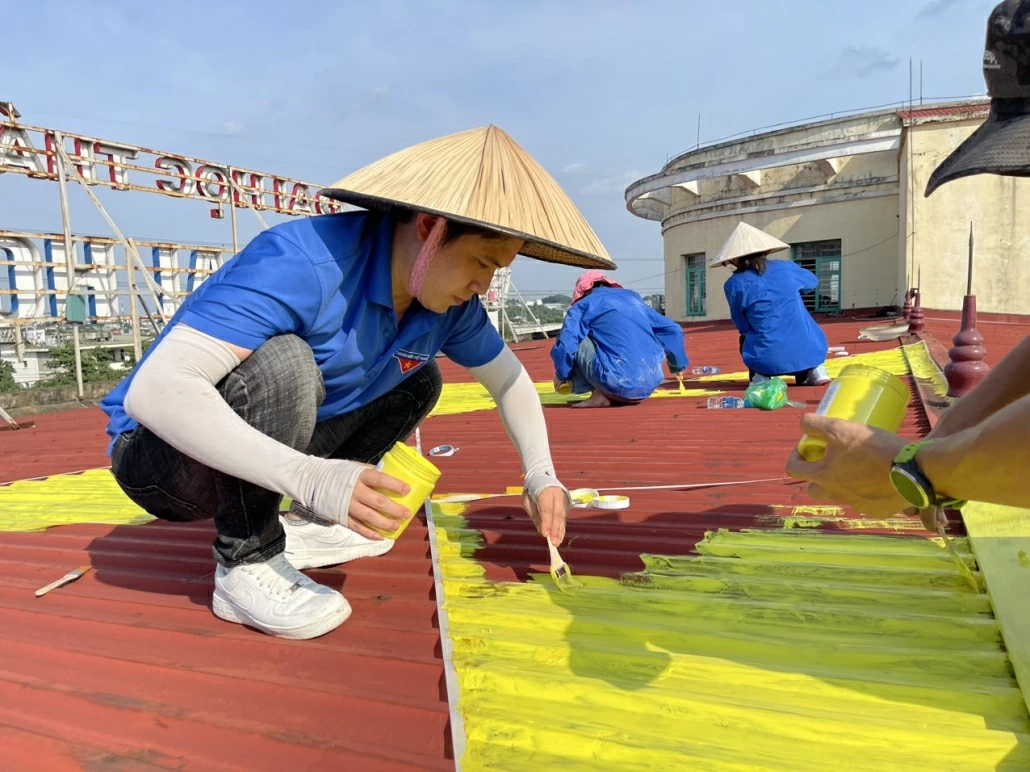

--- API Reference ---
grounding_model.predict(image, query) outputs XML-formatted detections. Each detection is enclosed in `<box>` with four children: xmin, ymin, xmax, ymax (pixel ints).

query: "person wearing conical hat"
<box><xmin>712</xmin><ymin>222</ymin><xmax>830</xmax><ymax>387</ymax></box>
<box><xmin>551</xmin><ymin>270</ymin><xmax>689</xmax><ymax>407</ymax></box>
<box><xmin>98</xmin><ymin>125</ymin><xmax>614</xmax><ymax>639</ymax></box>
<box><xmin>788</xmin><ymin>0</ymin><xmax>1030</xmax><ymax>526</ymax></box>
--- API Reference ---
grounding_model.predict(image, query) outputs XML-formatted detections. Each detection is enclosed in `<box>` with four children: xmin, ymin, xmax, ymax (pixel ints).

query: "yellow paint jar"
<box><xmin>556</xmin><ymin>381</ymin><xmax>572</xmax><ymax>395</ymax></box>
<box><xmin>796</xmin><ymin>364</ymin><xmax>910</xmax><ymax>462</ymax></box>
<box><xmin>371</xmin><ymin>442</ymin><xmax>442</xmax><ymax>539</ymax></box>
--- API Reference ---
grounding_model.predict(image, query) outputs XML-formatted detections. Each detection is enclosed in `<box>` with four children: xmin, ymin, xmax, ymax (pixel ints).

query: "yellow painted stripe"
<box><xmin>902</xmin><ymin>341</ymin><xmax>951</xmax><ymax>398</ymax></box>
<box><xmin>697</xmin><ymin>347</ymin><xmax>910</xmax><ymax>384</ymax></box>
<box><xmin>432</xmin><ymin>501</ymin><xmax>1030</xmax><ymax>770</ymax></box>
<box><xmin>0</xmin><ymin>469</ymin><xmax>154</xmax><ymax>532</ymax></box>
<box><xmin>429</xmin><ymin>380</ymin><xmax>720</xmax><ymax>417</ymax></box>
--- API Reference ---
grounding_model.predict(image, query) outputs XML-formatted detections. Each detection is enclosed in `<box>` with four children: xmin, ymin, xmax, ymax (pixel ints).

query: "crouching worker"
<box><xmin>551</xmin><ymin>271</ymin><xmax>688</xmax><ymax>408</ymax></box>
<box><xmin>713</xmin><ymin>223</ymin><xmax>830</xmax><ymax>387</ymax></box>
<box><xmin>99</xmin><ymin>125</ymin><xmax>617</xmax><ymax>640</ymax></box>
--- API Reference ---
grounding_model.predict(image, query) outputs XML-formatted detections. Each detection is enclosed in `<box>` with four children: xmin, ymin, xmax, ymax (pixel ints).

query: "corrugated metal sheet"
<box><xmin>2</xmin><ymin>316</ymin><xmax>1029</xmax><ymax>769</ymax></box>
<box><xmin>422</xmin><ymin>320</ymin><xmax>1030</xmax><ymax>770</ymax></box>
<box><xmin>898</xmin><ymin>102</ymin><xmax>990</xmax><ymax>123</ymax></box>
<box><xmin>0</xmin><ymin>515</ymin><xmax>454</xmax><ymax>770</ymax></box>
<box><xmin>0</xmin><ymin>408</ymin><xmax>111</xmax><ymax>484</ymax></box>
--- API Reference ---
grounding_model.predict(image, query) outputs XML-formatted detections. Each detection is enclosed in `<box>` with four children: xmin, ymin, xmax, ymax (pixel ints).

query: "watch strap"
<box><xmin>892</xmin><ymin>441</ymin><xmax>966</xmax><ymax>511</ymax></box>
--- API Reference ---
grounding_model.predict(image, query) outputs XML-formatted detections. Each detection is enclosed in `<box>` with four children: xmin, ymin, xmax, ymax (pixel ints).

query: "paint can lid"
<box><xmin>591</xmin><ymin>495</ymin><xmax>631</xmax><ymax>510</ymax></box>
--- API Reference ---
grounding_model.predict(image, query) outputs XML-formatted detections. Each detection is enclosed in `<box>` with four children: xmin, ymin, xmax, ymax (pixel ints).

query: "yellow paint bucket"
<box><xmin>371</xmin><ymin>442</ymin><xmax>442</xmax><ymax>539</ymax></box>
<box><xmin>797</xmin><ymin>364</ymin><xmax>910</xmax><ymax>462</ymax></box>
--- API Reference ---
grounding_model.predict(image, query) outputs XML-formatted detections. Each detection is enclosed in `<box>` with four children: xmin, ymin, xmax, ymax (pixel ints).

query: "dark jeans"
<box><xmin>738</xmin><ymin>333</ymin><xmax>814</xmax><ymax>384</ymax></box>
<box><xmin>569</xmin><ymin>337</ymin><xmax>642</xmax><ymax>405</ymax></box>
<box><xmin>110</xmin><ymin>335</ymin><xmax>442</xmax><ymax>567</ymax></box>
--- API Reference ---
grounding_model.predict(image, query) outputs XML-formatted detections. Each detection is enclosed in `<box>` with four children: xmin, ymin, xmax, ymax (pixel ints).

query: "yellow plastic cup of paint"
<box><xmin>796</xmin><ymin>364</ymin><xmax>910</xmax><ymax>462</ymax></box>
<box><xmin>371</xmin><ymin>442</ymin><xmax>442</xmax><ymax>539</ymax></box>
<box><xmin>556</xmin><ymin>381</ymin><xmax>572</xmax><ymax>395</ymax></box>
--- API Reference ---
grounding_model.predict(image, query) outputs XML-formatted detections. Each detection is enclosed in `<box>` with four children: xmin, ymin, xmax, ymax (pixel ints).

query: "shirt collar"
<box><xmin>367</xmin><ymin>211</ymin><xmax>397</xmax><ymax>310</ymax></box>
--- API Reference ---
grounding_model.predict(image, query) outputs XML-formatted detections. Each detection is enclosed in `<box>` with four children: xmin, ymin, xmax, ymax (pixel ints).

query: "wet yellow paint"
<box><xmin>429</xmin><ymin>380</ymin><xmax>719</xmax><ymax>418</ymax></box>
<box><xmin>433</xmin><ymin>500</ymin><xmax>1030</xmax><ymax>770</ymax></box>
<box><xmin>763</xmin><ymin>505</ymin><xmax>927</xmax><ymax>532</ymax></box>
<box><xmin>697</xmin><ymin>348</ymin><xmax>910</xmax><ymax>384</ymax></box>
<box><xmin>902</xmin><ymin>342</ymin><xmax>951</xmax><ymax>398</ymax></box>
<box><xmin>0</xmin><ymin>469</ymin><xmax>154</xmax><ymax>532</ymax></box>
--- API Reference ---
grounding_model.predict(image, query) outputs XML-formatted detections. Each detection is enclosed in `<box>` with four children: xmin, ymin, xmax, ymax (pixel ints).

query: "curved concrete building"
<box><xmin>626</xmin><ymin>100</ymin><xmax>1030</xmax><ymax>322</ymax></box>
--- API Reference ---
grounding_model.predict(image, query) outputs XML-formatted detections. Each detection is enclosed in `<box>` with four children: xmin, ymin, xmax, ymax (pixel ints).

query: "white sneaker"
<box><xmin>281</xmin><ymin>515</ymin><xmax>394</xmax><ymax>570</ymax></box>
<box><xmin>212</xmin><ymin>553</ymin><xmax>351</xmax><ymax>640</ymax></box>
<box><xmin>805</xmin><ymin>365</ymin><xmax>831</xmax><ymax>386</ymax></box>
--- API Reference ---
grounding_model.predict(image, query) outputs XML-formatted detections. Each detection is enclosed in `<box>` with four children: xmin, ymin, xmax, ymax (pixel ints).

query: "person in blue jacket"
<box><xmin>713</xmin><ymin>223</ymin><xmax>830</xmax><ymax>386</ymax></box>
<box><xmin>551</xmin><ymin>271</ymin><xmax>689</xmax><ymax>408</ymax></box>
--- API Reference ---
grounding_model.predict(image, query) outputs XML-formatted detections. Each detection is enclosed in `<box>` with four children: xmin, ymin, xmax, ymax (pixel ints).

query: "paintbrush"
<box><xmin>936</xmin><ymin>510</ymin><xmax>981</xmax><ymax>593</ymax></box>
<box><xmin>35</xmin><ymin>565</ymin><xmax>91</xmax><ymax>598</ymax></box>
<box><xmin>677</xmin><ymin>374</ymin><xmax>687</xmax><ymax>394</ymax></box>
<box><xmin>547</xmin><ymin>541</ymin><xmax>582</xmax><ymax>594</ymax></box>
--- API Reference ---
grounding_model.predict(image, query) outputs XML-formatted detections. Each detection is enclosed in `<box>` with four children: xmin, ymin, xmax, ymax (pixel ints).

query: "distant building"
<box><xmin>625</xmin><ymin>99</ymin><xmax>1029</xmax><ymax>322</ymax></box>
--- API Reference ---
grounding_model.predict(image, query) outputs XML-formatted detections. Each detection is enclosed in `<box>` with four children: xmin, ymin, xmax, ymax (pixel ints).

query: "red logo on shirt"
<box><xmin>395</xmin><ymin>349</ymin><xmax>430</xmax><ymax>374</ymax></box>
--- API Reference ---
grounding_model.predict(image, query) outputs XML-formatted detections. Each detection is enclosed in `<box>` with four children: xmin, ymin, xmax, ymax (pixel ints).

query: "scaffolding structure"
<box><xmin>0</xmin><ymin>101</ymin><xmax>340</xmax><ymax>396</ymax></box>
<box><xmin>0</xmin><ymin>100</ymin><xmax>558</xmax><ymax>399</ymax></box>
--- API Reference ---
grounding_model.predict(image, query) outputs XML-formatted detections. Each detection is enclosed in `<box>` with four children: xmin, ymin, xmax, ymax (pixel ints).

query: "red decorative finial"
<box><xmin>945</xmin><ymin>223</ymin><xmax>989</xmax><ymax>398</ymax></box>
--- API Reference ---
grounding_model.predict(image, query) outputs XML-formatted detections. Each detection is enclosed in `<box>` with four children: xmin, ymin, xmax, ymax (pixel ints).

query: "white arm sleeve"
<box><xmin>468</xmin><ymin>346</ymin><xmax>567</xmax><ymax>500</ymax></box>
<box><xmin>122</xmin><ymin>324</ymin><xmax>362</xmax><ymax>524</ymax></box>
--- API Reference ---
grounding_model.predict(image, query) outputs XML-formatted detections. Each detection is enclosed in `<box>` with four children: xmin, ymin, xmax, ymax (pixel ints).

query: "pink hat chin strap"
<box><xmin>408</xmin><ymin>218</ymin><xmax>446</xmax><ymax>304</ymax></box>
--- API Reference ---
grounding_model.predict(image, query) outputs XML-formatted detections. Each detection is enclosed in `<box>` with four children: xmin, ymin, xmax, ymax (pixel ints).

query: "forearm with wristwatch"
<box><xmin>889</xmin><ymin>441</ymin><xmax>965</xmax><ymax>529</ymax></box>
<box><xmin>890</xmin><ymin>390</ymin><xmax>1030</xmax><ymax>518</ymax></box>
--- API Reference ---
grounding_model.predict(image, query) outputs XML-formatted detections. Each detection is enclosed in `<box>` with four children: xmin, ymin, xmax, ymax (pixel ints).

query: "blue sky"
<box><xmin>0</xmin><ymin>0</ymin><xmax>997</xmax><ymax>298</ymax></box>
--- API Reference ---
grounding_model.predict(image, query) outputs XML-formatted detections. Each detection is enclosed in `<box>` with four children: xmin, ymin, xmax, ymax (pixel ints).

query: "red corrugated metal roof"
<box><xmin>1</xmin><ymin>408</ymin><xmax>111</xmax><ymax>484</ymax></box>
<box><xmin>898</xmin><ymin>102</ymin><xmax>989</xmax><ymax>123</ymax></box>
<box><xmin>2</xmin><ymin>314</ymin><xmax>1028</xmax><ymax>769</ymax></box>
<box><xmin>921</xmin><ymin>313</ymin><xmax>1030</xmax><ymax>369</ymax></box>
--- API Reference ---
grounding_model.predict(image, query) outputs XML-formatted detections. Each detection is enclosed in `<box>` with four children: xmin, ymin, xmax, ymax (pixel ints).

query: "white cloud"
<box><xmin>562</xmin><ymin>162</ymin><xmax>591</xmax><ymax>175</ymax></box>
<box><xmin>221</xmin><ymin>120</ymin><xmax>244</xmax><ymax>134</ymax></box>
<box><xmin>835</xmin><ymin>45</ymin><xmax>901</xmax><ymax>78</ymax></box>
<box><xmin>580</xmin><ymin>169</ymin><xmax>644</xmax><ymax>196</ymax></box>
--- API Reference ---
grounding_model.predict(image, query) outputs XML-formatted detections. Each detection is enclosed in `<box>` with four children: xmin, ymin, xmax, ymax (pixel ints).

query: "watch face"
<box><xmin>890</xmin><ymin>467</ymin><xmax>931</xmax><ymax>509</ymax></box>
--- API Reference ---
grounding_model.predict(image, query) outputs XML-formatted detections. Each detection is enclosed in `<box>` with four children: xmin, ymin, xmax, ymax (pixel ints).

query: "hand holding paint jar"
<box><xmin>367</xmin><ymin>442</ymin><xmax>442</xmax><ymax>540</ymax></box>
<box><xmin>795</xmin><ymin>365</ymin><xmax>909</xmax><ymax>461</ymax></box>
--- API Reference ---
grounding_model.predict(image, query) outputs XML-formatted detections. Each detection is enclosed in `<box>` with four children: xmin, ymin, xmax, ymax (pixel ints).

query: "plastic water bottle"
<box><xmin>692</xmin><ymin>365</ymin><xmax>721</xmax><ymax>375</ymax></box>
<box><xmin>707</xmin><ymin>396</ymin><xmax>748</xmax><ymax>409</ymax></box>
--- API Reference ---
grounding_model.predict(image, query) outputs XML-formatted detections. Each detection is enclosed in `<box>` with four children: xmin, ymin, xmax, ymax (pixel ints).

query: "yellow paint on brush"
<box><xmin>697</xmin><ymin>348</ymin><xmax>910</xmax><ymax>384</ymax></box>
<box><xmin>433</xmin><ymin>500</ymin><xmax>1030</xmax><ymax>770</ymax></box>
<box><xmin>428</xmin><ymin>380</ymin><xmax>720</xmax><ymax>418</ymax></box>
<box><xmin>0</xmin><ymin>469</ymin><xmax>155</xmax><ymax>532</ymax></box>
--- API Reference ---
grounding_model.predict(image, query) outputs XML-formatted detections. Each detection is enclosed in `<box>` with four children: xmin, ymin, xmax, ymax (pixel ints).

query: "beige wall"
<box><xmin>904</xmin><ymin>120</ymin><xmax>1030</xmax><ymax>315</ymax></box>
<box><xmin>663</xmin><ymin>194</ymin><xmax>900</xmax><ymax>322</ymax></box>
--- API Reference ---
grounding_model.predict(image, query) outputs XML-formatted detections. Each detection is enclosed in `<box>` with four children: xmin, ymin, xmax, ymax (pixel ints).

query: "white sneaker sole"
<box><xmin>285</xmin><ymin>537</ymin><xmax>394</xmax><ymax>571</ymax></box>
<box><xmin>211</xmin><ymin>591</ymin><xmax>352</xmax><ymax>640</ymax></box>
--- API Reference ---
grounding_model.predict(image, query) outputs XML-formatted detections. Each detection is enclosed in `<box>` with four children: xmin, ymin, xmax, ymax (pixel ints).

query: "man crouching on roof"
<box><xmin>98</xmin><ymin>126</ymin><xmax>617</xmax><ymax>640</ymax></box>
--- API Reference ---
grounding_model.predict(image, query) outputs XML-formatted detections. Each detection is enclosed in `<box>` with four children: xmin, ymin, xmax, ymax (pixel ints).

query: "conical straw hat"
<box><xmin>709</xmin><ymin>222</ymin><xmax>789</xmax><ymax>268</ymax></box>
<box><xmin>322</xmin><ymin>126</ymin><xmax>615</xmax><ymax>270</ymax></box>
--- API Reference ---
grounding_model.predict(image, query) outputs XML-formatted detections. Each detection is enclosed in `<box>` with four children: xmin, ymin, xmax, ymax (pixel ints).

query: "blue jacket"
<box><xmin>551</xmin><ymin>287</ymin><xmax>688</xmax><ymax>401</ymax></box>
<box><xmin>724</xmin><ymin>260</ymin><xmax>828</xmax><ymax>375</ymax></box>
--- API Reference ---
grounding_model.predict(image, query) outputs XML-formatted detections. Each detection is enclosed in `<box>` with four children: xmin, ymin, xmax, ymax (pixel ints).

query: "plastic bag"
<box><xmin>744</xmin><ymin>376</ymin><xmax>789</xmax><ymax>411</ymax></box>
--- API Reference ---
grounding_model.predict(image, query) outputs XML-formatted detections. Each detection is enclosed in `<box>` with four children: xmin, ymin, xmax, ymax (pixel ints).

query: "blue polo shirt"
<box><xmin>724</xmin><ymin>259</ymin><xmax>828</xmax><ymax>376</ymax></box>
<box><xmin>100</xmin><ymin>211</ymin><xmax>504</xmax><ymax>451</ymax></box>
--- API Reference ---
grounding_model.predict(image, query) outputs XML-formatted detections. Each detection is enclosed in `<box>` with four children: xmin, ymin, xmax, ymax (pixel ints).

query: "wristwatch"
<box><xmin>889</xmin><ymin>441</ymin><xmax>965</xmax><ymax>510</ymax></box>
